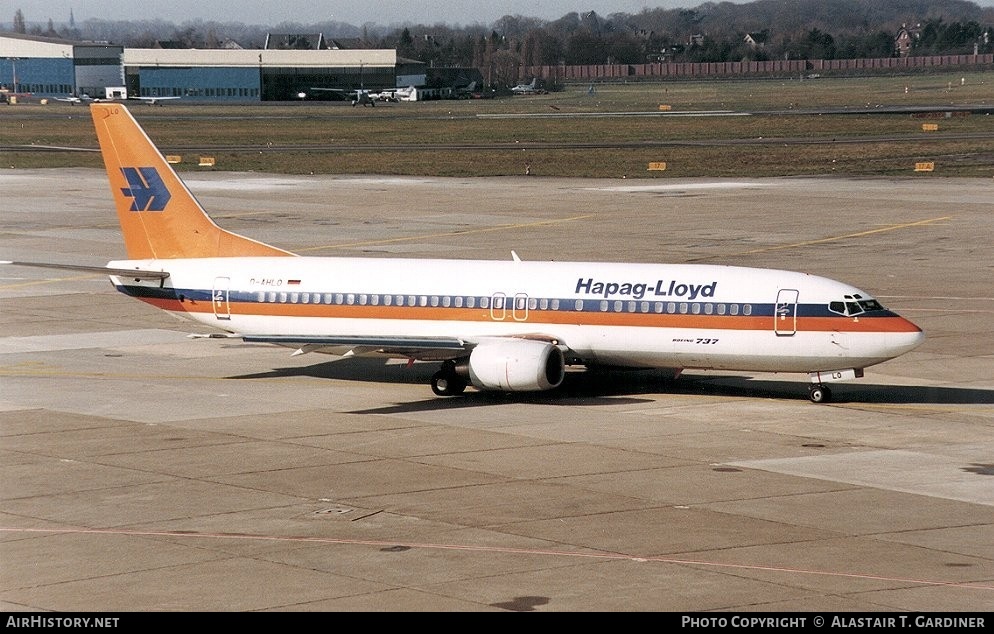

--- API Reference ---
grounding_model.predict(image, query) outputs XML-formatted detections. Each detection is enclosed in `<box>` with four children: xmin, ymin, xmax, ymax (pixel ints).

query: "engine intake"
<box><xmin>462</xmin><ymin>339</ymin><xmax>565</xmax><ymax>392</ymax></box>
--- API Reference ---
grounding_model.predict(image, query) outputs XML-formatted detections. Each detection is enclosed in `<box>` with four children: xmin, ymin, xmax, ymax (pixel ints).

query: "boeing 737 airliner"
<box><xmin>6</xmin><ymin>104</ymin><xmax>925</xmax><ymax>402</ymax></box>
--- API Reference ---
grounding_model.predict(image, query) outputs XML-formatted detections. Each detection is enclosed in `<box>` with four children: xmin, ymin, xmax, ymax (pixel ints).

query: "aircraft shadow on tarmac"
<box><xmin>228</xmin><ymin>357</ymin><xmax>994</xmax><ymax>412</ymax></box>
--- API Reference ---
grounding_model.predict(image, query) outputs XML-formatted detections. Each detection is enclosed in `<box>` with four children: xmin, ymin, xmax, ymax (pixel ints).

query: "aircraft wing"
<box><xmin>242</xmin><ymin>334</ymin><xmax>470</xmax><ymax>360</ymax></box>
<box><xmin>300</xmin><ymin>87</ymin><xmax>352</xmax><ymax>101</ymax></box>
<box><xmin>1</xmin><ymin>260</ymin><xmax>170</xmax><ymax>281</ymax></box>
<box><xmin>241</xmin><ymin>333</ymin><xmax>570</xmax><ymax>362</ymax></box>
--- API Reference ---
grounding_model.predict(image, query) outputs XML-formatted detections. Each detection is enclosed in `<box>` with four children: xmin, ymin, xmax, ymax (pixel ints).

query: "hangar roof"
<box><xmin>122</xmin><ymin>48</ymin><xmax>396</xmax><ymax>68</ymax></box>
<box><xmin>0</xmin><ymin>34</ymin><xmax>74</xmax><ymax>57</ymax></box>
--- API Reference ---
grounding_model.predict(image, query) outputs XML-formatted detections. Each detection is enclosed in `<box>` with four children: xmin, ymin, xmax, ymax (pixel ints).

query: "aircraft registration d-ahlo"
<box><xmin>5</xmin><ymin>104</ymin><xmax>924</xmax><ymax>403</ymax></box>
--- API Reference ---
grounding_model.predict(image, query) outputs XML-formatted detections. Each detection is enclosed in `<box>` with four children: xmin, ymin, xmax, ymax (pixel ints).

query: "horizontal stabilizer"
<box><xmin>2</xmin><ymin>260</ymin><xmax>170</xmax><ymax>280</ymax></box>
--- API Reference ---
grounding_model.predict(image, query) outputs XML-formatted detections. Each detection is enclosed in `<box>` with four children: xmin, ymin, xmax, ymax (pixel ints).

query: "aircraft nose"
<box><xmin>889</xmin><ymin>319</ymin><xmax>925</xmax><ymax>357</ymax></box>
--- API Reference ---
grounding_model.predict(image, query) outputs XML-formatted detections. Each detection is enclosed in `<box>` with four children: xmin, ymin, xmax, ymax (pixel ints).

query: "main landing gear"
<box><xmin>431</xmin><ymin>361</ymin><xmax>467</xmax><ymax>396</ymax></box>
<box><xmin>808</xmin><ymin>384</ymin><xmax>833</xmax><ymax>403</ymax></box>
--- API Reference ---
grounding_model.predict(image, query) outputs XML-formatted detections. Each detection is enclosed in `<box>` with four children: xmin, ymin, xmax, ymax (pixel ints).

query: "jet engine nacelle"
<box><xmin>464</xmin><ymin>339</ymin><xmax>565</xmax><ymax>392</ymax></box>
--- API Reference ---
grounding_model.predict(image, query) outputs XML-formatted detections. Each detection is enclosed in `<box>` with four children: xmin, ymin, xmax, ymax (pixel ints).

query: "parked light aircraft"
<box><xmin>4</xmin><ymin>104</ymin><xmax>925</xmax><ymax>402</ymax></box>
<box><xmin>350</xmin><ymin>90</ymin><xmax>376</xmax><ymax>107</ymax></box>
<box><xmin>128</xmin><ymin>95</ymin><xmax>181</xmax><ymax>106</ymax></box>
<box><xmin>511</xmin><ymin>78</ymin><xmax>544</xmax><ymax>94</ymax></box>
<box><xmin>56</xmin><ymin>94</ymin><xmax>179</xmax><ymax>106</ymax></box>
<box><xmin>100</xmin><ymin>86</ymin><xmax>181</xmax><ymax>106</ymax></box>
<box><xmin>369</xmin><ymin>89</ymin><xmax>399</xmax><ymax>102</ymax></box>
<box><xmin>54</xmin><ymin>94</ymin><xmax>99</xmax><ymax>104</ymax></box>
<box><xmin>394</xmin><ymin>86</ymin><xmax>419</xmax><ymax>102</ymax></box>
<box><xmin>303</xmin><ymin>86</ymin><xmax>378</xmax><ymax>106</ymax></box>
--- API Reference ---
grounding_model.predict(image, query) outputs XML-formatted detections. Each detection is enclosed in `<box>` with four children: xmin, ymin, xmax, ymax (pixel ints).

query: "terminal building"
<box><xmin>0</xmin><ymin>33</ymin><xmax>430</xmax><ymax>102</ymax></box>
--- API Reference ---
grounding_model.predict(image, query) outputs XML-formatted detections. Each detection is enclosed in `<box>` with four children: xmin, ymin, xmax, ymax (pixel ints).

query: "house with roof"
<box><xmin>744</xmin><ymin>31</ymin><xmax>768</xmax><ymax>50</ymax></box>
<box><xmin>895</xmin><ymin>23</ymin><xmax>921</xmax><ymax>57</ymax></box>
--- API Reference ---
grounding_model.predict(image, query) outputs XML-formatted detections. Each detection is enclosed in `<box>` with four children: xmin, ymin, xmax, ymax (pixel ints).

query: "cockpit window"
<box><xmin>829</xmin><ymin>295</ymin><xmax>885</xmax><ymax>316</ymax></box>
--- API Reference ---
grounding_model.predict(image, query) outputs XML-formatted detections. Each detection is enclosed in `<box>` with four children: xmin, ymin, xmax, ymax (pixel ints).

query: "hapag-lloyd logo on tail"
<box><xmin>120</xmin><ymin>167</ymin><xmax>171</xmax><ymax>211</ymax></box>
<box><xmin>576</xmin><ymin>277</ymin><xmax>718</xmax><ymax>300</ymax></box>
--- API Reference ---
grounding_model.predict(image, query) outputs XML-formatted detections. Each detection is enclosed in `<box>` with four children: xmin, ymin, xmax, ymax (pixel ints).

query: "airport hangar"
<box><xmin>0</xmin><ymin>33</ymin><xmax>442</xmax><ymax>102</ymax></box>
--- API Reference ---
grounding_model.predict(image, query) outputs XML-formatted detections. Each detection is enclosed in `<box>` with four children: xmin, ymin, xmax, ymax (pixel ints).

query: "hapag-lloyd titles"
<box><xmin>575</xmin><ymin>277</ymin><xmax>718</xmax><ymax>300</ymax></box>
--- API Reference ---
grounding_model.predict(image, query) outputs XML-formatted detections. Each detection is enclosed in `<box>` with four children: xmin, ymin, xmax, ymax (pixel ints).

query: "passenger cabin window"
<box><xmin>243</xmin><ymin>287</ymin><xmax>779</xmax><ymax>321</ymax></box>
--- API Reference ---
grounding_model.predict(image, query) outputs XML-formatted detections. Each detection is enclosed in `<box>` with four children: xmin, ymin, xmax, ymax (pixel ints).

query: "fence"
<box><xmin>524</xmin><ymin>54</ymin><xmax>994</xmax><ymax>83</ymax></box>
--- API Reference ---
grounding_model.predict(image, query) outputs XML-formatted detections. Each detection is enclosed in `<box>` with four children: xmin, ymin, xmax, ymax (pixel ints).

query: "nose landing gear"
<box><xmin>808</xmin><ymin>384</ymin><xmax>832</xmax><ymax>403</ymax></box>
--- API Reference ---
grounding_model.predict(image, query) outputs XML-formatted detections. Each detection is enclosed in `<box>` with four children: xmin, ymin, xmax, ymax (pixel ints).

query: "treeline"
<box><xmin>388</xmin><ymin>1</ymin><xmax>994</xmax><ymax>74</ymax></box>
<box><xmin>7</xmin><ymin>0</ymin><xmax>994</xmax><ymax>84</ymax></box>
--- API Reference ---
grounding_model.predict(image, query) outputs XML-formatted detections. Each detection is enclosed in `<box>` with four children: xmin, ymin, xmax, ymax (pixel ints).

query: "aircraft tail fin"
<box><xmin>90</xmin><ymin>103</ymin><xmax>294</xmax><ymax>259</ymax></box>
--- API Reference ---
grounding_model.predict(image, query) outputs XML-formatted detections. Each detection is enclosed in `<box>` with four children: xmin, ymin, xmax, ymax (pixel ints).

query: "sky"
<box><xmin>8</xmin><ymin>1</ymin><xmax>739</xmax><ymax>28</ymax></box>
<box><xmin>5</xmin><ymin>0</ymin><xmax>993</xmax><ymax>28</ymax></box>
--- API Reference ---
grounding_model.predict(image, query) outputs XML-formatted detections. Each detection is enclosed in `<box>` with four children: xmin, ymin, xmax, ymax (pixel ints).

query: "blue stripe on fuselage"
<box><xmin>113</xmin><ymin>284</ymin><xmax>901</xmax><ymax>320</ymax></box>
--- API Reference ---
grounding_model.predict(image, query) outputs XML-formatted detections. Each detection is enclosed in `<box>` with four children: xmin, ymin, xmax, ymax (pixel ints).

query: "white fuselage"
<box><xmin>109</xmin><ymin>256</ymin><xmax>924</xmax><ymax>374</ymax></box>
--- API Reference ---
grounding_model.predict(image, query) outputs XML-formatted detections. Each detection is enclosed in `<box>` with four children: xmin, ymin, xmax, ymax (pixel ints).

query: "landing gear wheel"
<box><xmin>431</xmin><ymin>370</ymin><xmax>467</xmax><ymax>396</ymax></box>
<box><xmin>808</xmin><ymin>384</ymin><xmax>832</xmax><ymax>403</ymax></box>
